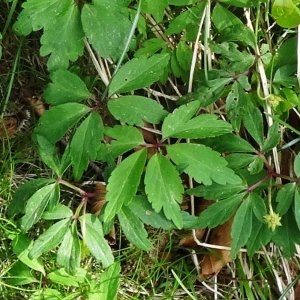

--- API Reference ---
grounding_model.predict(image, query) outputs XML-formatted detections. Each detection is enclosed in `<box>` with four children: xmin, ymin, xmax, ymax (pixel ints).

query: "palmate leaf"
<box><xmin>70</xmin><ymin>112</ymin><xmax>103</xmax><ymax>180</ymax></box>
<box><xmin>108</xmin><ymin>96</ymin><xmax>167</xmax><ymax>126</ymax></box>
<box><xmin>109</xmin><ymin>53</ymin><xmax>170</xmax><ymax>95</ymax></box>
<box><xmin>103</xmin><ymin>149</ymin><xmax>147</xmax><ymax>222</ymax></box>
<box><xmin>144</xmin><ymin>154</ymin><xmax>184</xmax><ymax>228</ymax></box>
<box><xmin>34</xmin><ymin>103</ymin><xmax>90</xmax><ymax>144</ymax></box>
<box><xmin>118</xmin><ymin>206</ymin><xmax>152</xmax><ymax>251</ymax></box>
<box><xmin>14</xmin><ymin>0</ymin><xmax>84</xmax><ymax>70</ymax></box>
<box><xmin>105</xmin><ymin>125</ymin><xmax>144</xmax><ymax>158</ymax></box>
<box><xmin>21</xmin><ymin>183</ymin><xmax>59</xmax><ymax>232</ymax></box>
<box><xmin>43</xmin><ymin>69</ymin><xmax>91</xmax><ymax>105</ymax></box>
<box><xmin>167</xmin><ymin>143</ymin><xmax>241</xmax><ymax>185</ymax></box>
<box><xmin>80</xmin><ymin>214</ymin><xmax>114</xmax><ymax>268</ymax></box>
<box><xmin>82</xmin><ymin>0</ymin><xmax>132</xmax><ymax>60</ymax></box>
<box><xmin>57</xmin><ymin>223</ymin><xmax>81</xmax><ymax>274</ymax></box>
<box><xmin>30</xmin><ymin>218</ymin><xmax>70</xmax><ymax>258</ymax></box>
<box><xmin>231</xmin><ymin>196</ymin><xmax>253</xmax><ymax>258</ymax></box>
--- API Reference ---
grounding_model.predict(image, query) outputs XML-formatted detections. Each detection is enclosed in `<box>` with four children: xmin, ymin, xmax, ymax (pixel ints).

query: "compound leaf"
<box><xmin>80</xmin><ymin>214</ymin><xmax>114</xmax><ymax>268</ymax></box>
<box><xmin>103</xmin><ymin>149</ymin><xmax>147</xmax><ymax>222</ymax></box>
<box><xmin>231</xmin><ymin>196</ymin><xmax>252</xmax><ymax>258</ymax></box>
<box><xmin>70</xmin><ymin>112</ymin><xmax>103</xmax><ymax>180</ymax></box>
<box><xmin>145</xmin><ymin>154</ymin><xmax>184</xmax><ymax>228</ymax></box>
<box><xmin>167</xmin><ymin>143</ymin><xmax>241</xmax><ymax>185</ymax></box>
<box><xmin>30</xmin><ymin>218</ymin><xmax>70</xmax><ymax>258</ymax></box>
<box><xmin>109</xmin><ymin>53</ymin><xmax>170</xmax><ymax>95</ymax></box>
<box><xmin>21</xmin><ymin>183</ymin><xmax>59</xmax><ymax>232</ymax></box>
<box><xmin>118</xmin><ymin>206</ymin><xmax>152</xmax><ymax>251</ymax></box>
<box><xmin>108</xmin><ymin>96</ymin><xmax>167</xmax><ymax>126</ymax></box>
<box><xmin>82</xmin><ymin>0</ymin><xmax>132</xmax><ymax>60</ymax></box>
<box><xmin>43</xmin><ymin>69</ymin><xmax>91</xmax><ymax>105</ymax></box>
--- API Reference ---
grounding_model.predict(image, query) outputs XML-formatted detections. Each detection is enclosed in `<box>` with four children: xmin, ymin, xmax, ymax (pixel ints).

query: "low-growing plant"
<box><xmin>2</xmin><ymin>0</ymin><xmax>300</xmax><ymax>298</ymax></box>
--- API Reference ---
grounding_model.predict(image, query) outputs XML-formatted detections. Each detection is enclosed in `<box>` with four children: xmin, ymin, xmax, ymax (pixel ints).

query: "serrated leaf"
<box><xmin>276</xmin><ymin>183</ymin><xmax>296</xmax><ymax>215</ymax></box>
<box><xmin>94</xmin><ymin>262</ymin><xmax>121</xmax><ymax>300</ymax></box>
<box><xmin>34</xmin><ymin>103</ymin><xmax>90</xmax><ymax>144</ymax></box>
<box><xmin>70</xmin><ymin>112</ymin><xmax>103</xmax><ymax>180</ymax></box>
<box><xmin>242</xmin><ymin>103</ymin><xmax>264</xmax><ymax>147</ymax></box>
<box><xmin>231</xmin><ymin>196</ymin><xmax>252</xmax><ymax>258</ymax></box>
<box><xmin>128</xmin><ymin>196</ymin><xmax>174</xmax><ymax>230</ymax></box>
<box><xmin>294</xmin><ymin>153</ymin><xmax>300</xmax><ymax>177</ymax></box>
<box><xmin>118</xmin><ymin>206</ymin><xmax>152</xmax><ymax>251</ymax></box>
<box><xmin>250</xmin><ymin>193</ymin><xmax>267</xmax><ymax>222</ymax></box>
<box><xmin>188</xmin><ymin>183</ymin><xmax>245</xmax><ymax>200</ymax></box>
<box><xmin>197</xmin><ymin>194</ymin><xmax>244</xmax><ymax>228</ymax></box>
<box><xmin>104</xmin><ymin>149</ymin><xmax>147</xmax><ymax>222</ymax></box>
<box><xmin>247</xmin><ymin>156</ymin><xmax>264</xmax><ymax>175</ymax></box>
<box><xmin>226</xmin><ymin>153</ymin><xmax>256</xmax><ymax>170</ymax></box>
<box><xmin>48</xmin><ymin>268</ymin><xmax>86</xmax><ymax>287</ymax></box>
<box><xmin>109</xmin><ymin>53</ymin><xmax>170</xmax><ymax>95</ymax></box>
<box><xmin>36</xmin><ymin>135</ymin><xmax>61</xmax><ymax>176</ymax></box>
<box><xmin>105</xmin><ymin>125</ymin><xmax>144</xmax><ymax>158</ymax></box>
<box><xmin>21</xmin><ymin>183</ymin><xmax>59</xmax><ymax>232</ymax></box>
<box><xmin>141</xmin><ymin>0</ymin><xmax>168</xmax><ymax>23</ymax></box>
<box><xmin>82</xmin><ymin>0</ymin><xmax>131</xmax><ymax>60</ymax></box>
<box><xmin>294</xmin><ymin>187</ymin><xmax>300</xmax><ymax>230</ymax></box>
<box><xmin>12</xmin><ymin>234</ymin><xmax>45</xmax><ymax>275</ymax></box>
<box><xmin>42</xmin><ymin>204</ymin><xmax>73</xmax><ymax>220</ymax></box>
<box><xmin>108</xmin><ymin>96</ymin><xmax>167</xmax><ymax>126</ymax></box>
<box><xmin>80</xmin><ymin>214</ymin><xmax>114</xmax><ymax>267</ymax></box>
<box><xmin>145</xmin><ymin>153</ymin><xmax>184</xmax><ymax>228</ymax></box>
<box><xmin>43</xmin><ymin>69</ymin><xmax>90</xmax><ymax>105</ymax></box>
<box><xmin>8</xmin><ymin>178</ymin><xmax>54</xmax><ymax>217</ymax></box>
<box><xmin>262</xmin><ymin>122</ymin><xmax>280</xmax><ymax>152</ymax></box>
<box><xmin>167</xmin><ymin>143</ymin><xmax>241</xmax><ymax>185</ymax></box>
<box><xmin>162</xmin><ymin>102</ymin><xmax>232</xmax><ymax>138</ymax></box>
<box><xmin>162</xmin><ymin>101</ymin><xmax>200</xmax><ymax>138</ymax></box>
<box><xmin>57</xmin><ymin>223</ymin><xmax>81</xmax><ymax>274</ymax></box>
<box><xmin>30</xmin><ymin>218</ymin><xmax>70</xmax><ymax>258</ymax></box>
<box><xmin>201</xmin><ymin>133</ymin><xmax>255</xmax><ymax>153</ymax></box>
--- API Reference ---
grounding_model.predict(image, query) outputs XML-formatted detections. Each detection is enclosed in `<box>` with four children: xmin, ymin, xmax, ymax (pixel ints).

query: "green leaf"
<box><xmin>242</xmin><ymin>102</ymin><xmax>264</xmax><ymax>147</ymax></box>
<box><xmin>226</xmin><ymin>153</ymin><xmax>256</xmax><ymax>170</ymax></box>
<box><xmin>43</xmin><ymin>69</ymin><xmax>91</xmax><ymax>105</ymax></box>
<box><xmin>262</xmin><ymin>122</ymin><xmax>280</xmax><ymax>152</ymax></box>
<box><xmin>21</xmin><ymin>183</ymin><xmax>59</xmax><ymax>232</ymax></box>
<box><xmin>12</xmin><ymin>234</ymin><xmax>45</xmax><ymax>275</ymax></box>
<box><xmin>34</xmin><ymin>103</ymin><xmax>90</xmax><ymax>143</ymax></box>
<box><xmin>141</xmin><ymin>0</ymin><xmax>168</xmax><ymax>22</ymax></box>
<box><xmin>294</xmin><ymin>187</ymin><xmax>300</xmax><ymax>231</ymax></box>
<box><xmin>108</xmin><ymin>96</ymin><xmax>167</xmax><ymax>126</ymax></box>
<box><xmin>8</xmin><ymin>178</ymin><xmax>54</xmax><ymax>217</ymax></box>
<box><xmin>197</xmin><ymin>194</ymin><xmax>244</xmax><ymax>228</ymax></box>
<box><xmin>188</xmin><ymin>183</ymin><xmax>245</xmax><ymax>200</ymax></box>
<box><xmin>231</xmin><ymin>196</ymin><xmax>253</xmax><ymax>258</ymax></box>
<box><xmin>272</xmin><ymin>0</ymin><xmax>300</xmax><ymax>28</ymax></box>
<box><xmin>48</xmin><ymin>268</ymin><xmax>87</xmax><ymax>287</ymax></box>
<box><xmin>90</xmin><ymin>262</ymin><xmax>121</xmax><ymax>300</ymax></box>
<box><xmin>247</xmin><ymin>156</ymin><xmax>264</xmax><ymax>175</ymax></box>
<box><xmin>70</xmin><ymin>112</ymin><xmax>104</xmax><ymax>180</ymax></box>
<box><xmin>250</xmin><ymin>193</ymin><xmax>267</xmax><ymax>222</ymax></box>
<box><xmin>29</xmin><ymin>218</ymin><xmax>70</xmax><ymax>258</ymax></box>
<box><xmin>82</xmin><ymin>0</ymin><xmax>131</xmax><ymax>60</ymax></box>
<box><xmin>167</xmin><ymin>143</ymin><xmax>241</xmax><ymax>185</ymax></box>
<box><xmin>162</xmin><ymin>101</ymin><xmax>200</xmax><ymax>138</ymax></box>
<box><xmin>80</xmin><ymin>214</ymin><xmax>114</xmax><ymax>267</ymax></box>
<box><xmin>105</xmin><ymin>125</ymin><xmax>144</xmax><ymax>158</ymax></box>
<box><xmin>109</xmin><ymin>53</ymin><xmax>170</xmax><ymax>95</ymax></box>
<box><xmin>276</xmin><ymin>183</ymin><xmax>296</xmax><ymax>215</ymax></box>
<box><xmin>294</xmin><ymin>153</ymin><xmax>300</xmax><ymax>177</ymax></box>
<box><xmin>128</xmin><ymin>196</ymin><xmax>174</xmax><ymax>230</ymax></box>
<box><xmin>104</xmin><ymin>149</ymin><xmax>147</xmax><ymax>222</ymax></box>
<box><xmin>118</xmin><ymin>206</ymin><xmax>152</xmax><ymax>251</ymax></box>
<box><xmin>42</xmin><ymin>204</ymin><xmax>73</xmax><ymax>220</ymax></box>
<box><xmin>36</xmin><ymin>135</ymin><xmax>61</xmax><ymax>176</ymax></box>
<box><xmin>145</xmin><ymin>153</ymin><xmax>184</xmax><ymax>228</ymax></box>
<box><xmin>201</xmin><ymin>134</ymin><xmax>255</xmax><ymax>153</ymax></box>
<box><xmin>7</xmin><ymin>261</ymin><xmax>38</xmax><ymax>286</ymax></box>
<box><xmin>162</xmin><ymin>102</ymin><xmax>232</xmax><ymax>139</ymax></box>
<box><xmin>57</xmin><ymin>223</ymin><xmax>81</xmax><ymax>274</ymax></box>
